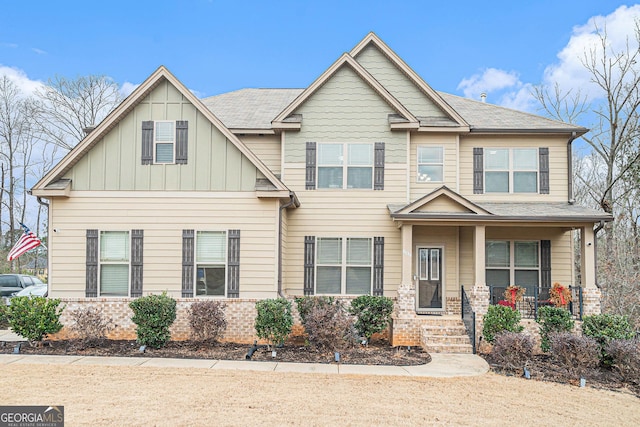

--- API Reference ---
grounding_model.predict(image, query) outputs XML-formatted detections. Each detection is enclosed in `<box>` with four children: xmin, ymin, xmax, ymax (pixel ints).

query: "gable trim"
<box><xmin>394</xmin><ymin>186</ymin><xmax>492</xmax><ymax>216</ymax></box>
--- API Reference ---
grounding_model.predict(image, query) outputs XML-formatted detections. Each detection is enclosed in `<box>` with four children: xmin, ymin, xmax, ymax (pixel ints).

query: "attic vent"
<box><xmin>480</xmin><ymin>93</ymin><xmax>486</xmax><ymax>103</ymax></box>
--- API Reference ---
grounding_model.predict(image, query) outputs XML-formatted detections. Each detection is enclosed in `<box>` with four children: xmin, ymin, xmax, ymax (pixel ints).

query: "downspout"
<box><xmin>567</xmin><ymin>131</ymin><xmax>577</xmax><ymax>204</ymax></box>
<box><xmin>593</xmin><ymin>220</ymin><xmax>605</xmax><ymax>289</ymax></box>
<box><xmin>278</xmin><ymin>192</ymin><xmax>299</xmax><ymax>298</ymax></box>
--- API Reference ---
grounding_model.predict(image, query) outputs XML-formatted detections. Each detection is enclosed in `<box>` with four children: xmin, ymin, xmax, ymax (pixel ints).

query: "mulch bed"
<box><xmin>0</xmin><ymin>338</ymin><xmax>431</xmax><ymax>366</ymax></box>
<box><xmin>481</xmin><ymin>352</ymin><xmax>640</xmax><ymax>397</ymax></box>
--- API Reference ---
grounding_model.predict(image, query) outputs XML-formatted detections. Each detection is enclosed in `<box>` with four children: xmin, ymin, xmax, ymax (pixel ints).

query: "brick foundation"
<box><xmin>582</xmin><ymin>287</ymin><xmax>602</xmax><ymax>317</ymax></box>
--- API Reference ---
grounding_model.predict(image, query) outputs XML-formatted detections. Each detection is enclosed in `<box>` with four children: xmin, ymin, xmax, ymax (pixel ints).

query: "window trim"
<box><xmin>484</xmin><ymin>148</ymin><xmax>538</xmax><ymax>193</ymax></box>
<box><xmin>315</xmin><ymin>237</ymin><xmax>373</xmax><ymax>295</ymax></box>
<box><xmin>153</xmin><ymin>120</ymin><xmax>176</xmax><ymax>164</ymax></box>
<box><xmin>98</xmin><ymin>230</ymin><xmax>131</xmax><ymax>298</ymax></box>
<box><xmin>485</xmin><ymin>239</ymin><xmax>541</xmax><ymax>290</ymax></box>
<box><xmin>194</xmin><ymin>230</ymin><xmax>228</xmax><ymax>298</ymax></box>
<box><xmin>317</xmin><ymin>142</ymin><xmax>374</xmax><ymax>190</ymax></box>
<box><xmin>416</xmin><ymin>145</ymin><xmax>444</xmax><ymax>183</ymax></box>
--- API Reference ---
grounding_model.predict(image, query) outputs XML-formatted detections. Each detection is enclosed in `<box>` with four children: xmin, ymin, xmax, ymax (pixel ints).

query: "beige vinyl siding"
<box><xmin>282</xmin><ymin>167</ymin><xmax>407</xmax><ymax>296</ymax></box>
<box><xmin>459</xmin><ymin>135</ymin><xmax>568</xmax><ymax>202</ymax></box>
<box><xmin>410</xmin><ymin>133</ymin><xmax>458</xmax><ymax>199</ymax></box>
<box><xmin>354</xmin><ymin>44</ymin><xmax>447</xmax><ymax>119</ymax></box>
<box><xmin>239</xmin><ymin>134</ymin><xmax>281</xmax><ymax>175</ymax></box>
<box><xmin>458</xmin><ymin>227</ymin><xmax>475</xmax><ymax>287</ymax></box>
<box><xmin>284</xmin><ymin>66</ymin><xmax>406</xmax><ymax>164</ymax></box>
<box><xmin>64</xmin><ymin>80</ymin><xmax>259</xmax><ymax>192</ymax></box>
<box><xmin>414</xmin><ymin>196</ymin><xmax>473</xmax><ymax>213</ymax></box>
<box><xmin>48</xmin><ymin>194</ymin><xmax>280</xmax><ymax>299</ymax></box>
<box><xmin>412</xmin><ymin>226</ymin><xmax>459</xmax><ymax>298</ymax></box>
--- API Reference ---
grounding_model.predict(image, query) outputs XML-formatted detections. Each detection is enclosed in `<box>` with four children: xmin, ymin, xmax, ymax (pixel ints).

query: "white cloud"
<box><xmin>0</xmin><ymin>65</ymin><xmax>44</xmax><ymax>95</ymax></box>
<box><xmin>498</xmin><ymin>83</ymin><xmax>538</xmax><ymax>112</ymax></box>
<box><xmin>31</xmin><ymin>47</ymin><xmax>47</xmax><ymax>55</ymax></box>
<box><xmin>543</xmin><ymin>4</ymin><xmax>640</xmax><ymax>101</ymax></box>
<box><xmin>119</xmin><ymin>81</ymin><xmax>139</xmax><ymax>97</ymax></box>
<box><xmin>1</xmin><ymin>42</ymin><xmax>18</xmax><ymax>48</ymax></box>
<box><xmin>457</xmin><ymin>68</ymin><xmax>520</xmax><ymax>100</ymax></box>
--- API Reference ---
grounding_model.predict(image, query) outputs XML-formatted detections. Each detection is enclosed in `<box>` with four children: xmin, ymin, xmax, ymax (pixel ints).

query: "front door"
<box><xmin>417</xmin><ymin>247</ymin><xmax>443</xmax><ymax>311</ymax></box>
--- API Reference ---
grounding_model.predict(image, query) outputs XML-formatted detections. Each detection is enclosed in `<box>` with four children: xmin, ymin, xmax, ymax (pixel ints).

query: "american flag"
<box><xmin>7</xmin><ymin>223</ymin><xmax>43</xmax><ymax>261</ymax></box>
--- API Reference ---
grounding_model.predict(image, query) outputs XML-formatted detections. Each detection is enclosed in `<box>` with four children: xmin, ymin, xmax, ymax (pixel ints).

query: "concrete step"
<box><xmin>424</xmin><ymin>343</ymin><xmax>474</xmax><ymax>354</ymax></box>
<box><xmin>421</xmin><ymin>325</ymin><xmax>468</xmax><ymax>336</ymax></box>
<box><xmin>424</xmin><ymin>335</ymin><xmax>473</xmax><ymax>345</ymax></box>
<box><xmin>419</xmin><ymin>319</ymin><xmax>474</xmax><ymax>353</ymax></box>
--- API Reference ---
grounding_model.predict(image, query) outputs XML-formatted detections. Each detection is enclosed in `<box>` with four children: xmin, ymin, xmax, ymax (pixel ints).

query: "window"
<box><xmin>417</xmin><ymin>146</ymin><xmax>443</xmax><ymax>182</ymax></box>
<box><xmin>100</xmin><ymin>231</ymin><xmax>130</xmax><ymax>297</ymax></box>
<box><xmin>154</xmin><ymin>121</ymin><xmax>175</xmax><ymax>163</ymax></box>
<box><xmin>196</xmin><ymin>231</ymin><xmax>226</xmax><ymax>296</ymax></box>
<box><xmin>316</xmin><ymin>237</ymin><xmax>372</xmax><ymax>294</ymax></box>
<box><xmin>486</xmin><ymin>240</ymin><xmax>539</xmax><ymax>295</ymax></box>
<box><xmin>317</xmin><ymin>143</ymin><xmax>373</xmax><ymax>189</ymax></box>
<box><xmin>485</xmin><ymin>148</ymin><xmax>538</xmax><ymax>193</ymax></box>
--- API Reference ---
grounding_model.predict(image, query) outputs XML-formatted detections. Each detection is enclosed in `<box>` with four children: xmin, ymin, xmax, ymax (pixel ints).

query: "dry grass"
<box><xmin>4</xmin><ymin>364</ymin><xmax>640</xmax><ymax>426</ymax></box>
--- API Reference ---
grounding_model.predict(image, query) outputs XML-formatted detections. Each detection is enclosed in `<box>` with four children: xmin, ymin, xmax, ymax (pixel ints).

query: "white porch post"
<box><xmin>401</xmin><ymin>224</ymin><xmax>413</xmax><ymax>286</ymax></box>
<box><xmin>580</xmin><ymin>225</ymin><xmax>602</xmax><ymax>316</ymax></box>
<box><xmin>470</xmin><ymin>225</ymin><xmax>489</xmax><ymax>317</ymax></box>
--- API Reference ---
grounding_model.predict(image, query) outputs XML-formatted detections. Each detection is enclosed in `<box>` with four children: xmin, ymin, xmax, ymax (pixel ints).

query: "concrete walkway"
<box><xmin>0</xmin><ymin>329</ymin><xmax>489</xmax><ymax>378</ymax></box>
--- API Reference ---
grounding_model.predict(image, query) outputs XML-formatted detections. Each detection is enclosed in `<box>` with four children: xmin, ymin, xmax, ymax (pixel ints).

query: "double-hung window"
<box><xmin>485</xmin><ymin>148</ymin><xmax>538</xmax><ymax>193</ymax></box>
<box><xmin>417</xmin><ymin>146</ymin><xmax>444</xmax><ymax>182</ymax></box>
<box><xmin>317</xmin><ymin>143</ymin><xmax>373</xmax><ymax>189</ymax></box>
<box><xmin>316</xmin><ymin>237</ymin><xmax>372</xmax><ymax>294</ymax></box>
<box><xmin>154</xmin><ymin>121</ymin><xmax>176</xmax><ymax>164</ymax></box>
<box><xmin>486</xmin><ymin>240</ymin><xmax>539</xmax><ymax>295</ymax></box>
<box><xmin>196</xmin><ymin>231</ymin><xmax>226</xmax><ymax>296</ymax></box>
<box><xmin>100</xmin><ymin>231</ymin><xmax>130</xmax><ymax>296</ymax></box>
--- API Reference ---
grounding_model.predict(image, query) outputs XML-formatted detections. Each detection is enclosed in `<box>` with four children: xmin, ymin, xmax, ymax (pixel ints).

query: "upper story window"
<box><xmin>417</xmin><ymin>146</ymin><xmax>443</xmax><ymax>182</ymax></box>
<box><xmin>154</xmin><ymin>121</ymin><xmax>176</xmax><ymax>163</ymax></box>
<box><xmin>100</xmin><ymin>231</ymin><xmax>130</xmax><ymax>297</ymax></box>
<box><xmin>141</xmin><ymin>120</ymin><xmax>188</xmax><ymax>165</ymax></box>
<box><xmin>317</xmin><ymin>143</ymin><xmax>373</xmax><ymax>189</ymax></box>
<box><xmin>485</xmin><ymin>148</ymin><xmax>538</xmax><ymax>193</ymax></box>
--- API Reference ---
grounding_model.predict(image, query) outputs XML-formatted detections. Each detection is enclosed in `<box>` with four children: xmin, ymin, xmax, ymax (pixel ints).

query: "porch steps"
<box><xmin>420</xmin><ymin>318</ymin><xmax>474</xmax><ymax>354</ymax></box>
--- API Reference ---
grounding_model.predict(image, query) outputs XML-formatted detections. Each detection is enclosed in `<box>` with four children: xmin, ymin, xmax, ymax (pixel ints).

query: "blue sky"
<box><xmin>0</xmin><ymin>1</ymin><xmax>637</xmax><ymax>113</ymax></box>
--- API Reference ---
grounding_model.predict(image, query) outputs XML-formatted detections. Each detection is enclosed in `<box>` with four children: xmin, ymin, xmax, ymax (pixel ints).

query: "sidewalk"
<box><xmin>0</xmin><ymin>329</ymin><xmax>489</xmax><ymax>378</ymax></box>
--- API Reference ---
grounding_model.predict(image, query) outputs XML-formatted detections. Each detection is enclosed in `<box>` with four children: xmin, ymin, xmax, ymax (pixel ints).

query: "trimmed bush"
<box><xmin>189</xmin><ymin>300</ymin><xmax>227</xmax><ymax>343</ymax></box>
<box><xmin>69</xmin><ymin>306</ymin><xmax>114</xmax><ymax>347</ymax></box>
<box><xmin>490</xmin><ymin>332</ymin><xmax>534</xmax><ymax>371</ymax></box>
<box><xmin>6</xmin><ymin>296</ymin><xmax>64</xmax><ymax>344</ymax></box>
<box><xmin>482</xmin><ymin>305</ymin><xmax>524</xmax><ymax>343</ymax></box>
<box><xmin>0</xmin><ymin>303</ymin><xmax>8</xmax><ymax>328</ymax></box>
<box><xmin>549</xmin><ymin>332</ymin><xmax>600</xmax><ymax>378</ymax></box>
<box><xmin>348</xmin><ymin>295</ymin><xmax>394</xmax><ymax>344</ymax></box>
<box><xmin>536</xmin><ymin>306</ymin><xmax>574</xmax><ymax>352</ymax></box>
<box><xmin>582</xmin><ymin>313</ymin><xmax>635</xmax><ymax>364</ymax></box>
<box><xmin>606</xmin><ymin>338</ymin><xmax>640</xmax><ymax>385</ymax></box>
<box><xmin>129</xmin><ymin>292</ymin><xmax>177</xmax><ymax>349</ymax></box>
<box><xmin>255</xmin><ymin>298</ymin><xmax>293</xmax><ymax>349</ymax></box>
<box><xmin>295</xmin><ymin>296</ymin><xmax>354</xmax><ymax>351</ymax></box>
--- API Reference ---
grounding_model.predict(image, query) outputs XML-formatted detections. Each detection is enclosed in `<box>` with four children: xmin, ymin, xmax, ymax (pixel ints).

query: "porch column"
<box><xmin>401</xmin><ymin>224</ymin><xmax>413</xmax><ymax>286</ymax></box>
<box><xmin>470</xmin><ymin>225</ymin><xmax>489</xmax><ymax>317</ymax></box>
<box><xmin>580</xmin><ymin>225</ymin><xmax>602</xmax><ymax>316</ymax></box>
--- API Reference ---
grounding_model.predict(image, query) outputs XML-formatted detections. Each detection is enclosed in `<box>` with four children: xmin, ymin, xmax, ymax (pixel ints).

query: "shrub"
<box><xmin>482</xmin><ymin>305</ymin><xmax>524</xmax><ymax>343</ymax></box>
<box><xmin>536</xmin><ymin>306</ymin><xmax>574</xmax><ymax>352</ymax></box>
<box><xmin>69</xmin><ymin>306</ymin><xmax>114</xmax><ymax>347</ymax></box>
<box><xmin>348</xmin><ymin>295</ymin><xmax>394</xmax><ymax>344</ymax></box>
<box><xmin>606</xmin><ymin>338</ymin><xmax>640</xmax><ymax>385</ymax></box>
<box><xmin>129</xmin><ymin>292</ymin><xmax>177</xmax><ymax>349</ymax></box>
<box><xmin>0</xmin><ymin>303</ymin><xmax>8</xmax><ymax>328</ymax></box>
<box><xmin>255</xmin><ymin>298</ymin><xmax>293</xmax><ymax>349</ymax></box>
<box><xmin>490</xmin><ymin>332</ymin><xmax>534</xmax><ymax>371</ymax></box>
<box><xmin>295</xmin><ymin>296</ymin><xmax>354</xmax><ymax>351</ymax></box>
<box><xmin>548</xmin><ymin>332</ymin><xmax>600</xmax><ymax>378</ymax></box>
<box><xmin>582</xmin><ymin>313</ymin><xmax>635</xmax><ymax>364</ymax></box>
<box><xmin>189</xmin><ymin>300</ymin><xmax>227</xmax><ymax>343</ymax></box>
<box><xmin>6</xmin><ymin>296</ymin><xmax>64</xmax><ymax>344</ymax></box>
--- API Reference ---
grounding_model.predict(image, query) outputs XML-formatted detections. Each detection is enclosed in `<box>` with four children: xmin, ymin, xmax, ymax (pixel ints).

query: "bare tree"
<box><xmin>35</xmin><ymin>75</ymin><xmax>122</xmax><ymax>151</ymax></box>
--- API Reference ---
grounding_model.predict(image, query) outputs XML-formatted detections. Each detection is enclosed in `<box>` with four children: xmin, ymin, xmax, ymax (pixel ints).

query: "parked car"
<box><xmin>5</xmin><ymin>283</ymin><xmax>48</xmax><ymax>306</ymax></box>
<box><xmin>0</xmin><ymin>274</ymin><xmax>45</xmax><ymax>297</ymax></box>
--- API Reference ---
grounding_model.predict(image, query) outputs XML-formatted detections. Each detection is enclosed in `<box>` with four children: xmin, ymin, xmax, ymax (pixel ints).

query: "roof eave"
<box><xmin>390</xmin><ymin>213</ymin><xmax>613</xmax><ymax>223</ymax></box>
<box><xmin>469</xmin><ymin>127</ymin><xmax>589</xmax><ymax>136</ymax></box>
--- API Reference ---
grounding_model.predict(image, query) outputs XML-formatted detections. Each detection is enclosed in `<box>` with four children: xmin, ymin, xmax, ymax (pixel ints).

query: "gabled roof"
<box><xmin>272</xmin><ymin>53</ymin><xmax>418</xmax><ymax>128</ymax></box>
<box><xmin>350</xmin><ymin>32</ymin><xmax>469</xmax><ymax>130</ymax></box>
<box><xmin>32</xmin><ymin>66</ymin><xmax>290</xmax><ymax>194</ymax></box>
<box><xmin>391</xmin><ymin>186</ymin><xmax>491</xmax><ymax>215</ymax></box>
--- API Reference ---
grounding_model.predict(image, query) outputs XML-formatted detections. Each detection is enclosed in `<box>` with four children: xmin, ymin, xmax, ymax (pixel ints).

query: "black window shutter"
<box><xmin>182</xmin><ymin>230</ymin><xmax>194</xmax><ymax>297</ymax></box>
<box><xmin>227</xmin><ymin>230</ymin><xmax>240</xmax><ymax>298</ymax></box>
<box><xmin>305</xmin><ymin>142</ymin><xmax>316</xmax><ymax>190</ymax></box>
<box><xmin>473</xmin><ymin>147</ymin><xmax>483</xmax><ymax>194</ymax></box>
<box><xmin>130</xmin><ymin>230</ymin><xmax>144</xmax><ymax>297</ymax></box>
<box><xmin>141</xmin><ymin>121</ymin><xmax>154</xmax><ymax>165</ymax></box>
<box><xmin>374</xmin><ymin>142</ymin><xmax>385</xmax><ymax>190</ymax></box>
<box><xmin>304</xmin><ymin>236</ymin><xmax>315</xmax><ymax>295</ymax></box>
<box><xmin>175</xmin><ymin>120</ymin><xmax>188</xmax><ymax>164</ymax></box>
<box><xmin>373</xmin><ymin>237</ymin><xmax>384</xmax><ymax>296</ymax></box>
<box><xmin>539</xmin><ymin>147</ymin><xmax>549</xmax><ymax>194</ymax></box>
<box><xmin>541</xmin><ymin>240</ymin><xmax>551</xmax><ymax>288</ymax></box>
<box><xmin>86</xmin><ymin>229</ymin><xmax>99</xmax><ymax>297</ymax></box>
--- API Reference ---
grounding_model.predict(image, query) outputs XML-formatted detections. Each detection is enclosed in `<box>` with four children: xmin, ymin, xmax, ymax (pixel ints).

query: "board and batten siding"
<box><xmin>48</xmin><ymin>194</ymin><xmax>280</xmax><ymax>299</ymax></box>
<box><xmin>458</xmin><ymin>135</ymin><xmax>569</xmax><ymax>202</ymax></box>
<box><xmin>239</xmin><ymin>134</ymin><xmax>281</xmax><ymax>175</ymax></box>
<box><xmin>354</xmin><ymin>44</ymin><xmax>447</xmax><ymax>119</ymax></box>
<box><xmin>64</xmin><ymin>79</ymin><xmax>262</xmax><ymax>192</ymax></box>
<box><xmin>283</xmin><ymin>66</ymin><xmax>406</xmax><ymax>164</ymax></box>
<box><xmin>410</xmin><ymin>133</ymin><xmax>458</xmax><ymax>200</ymax></box>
